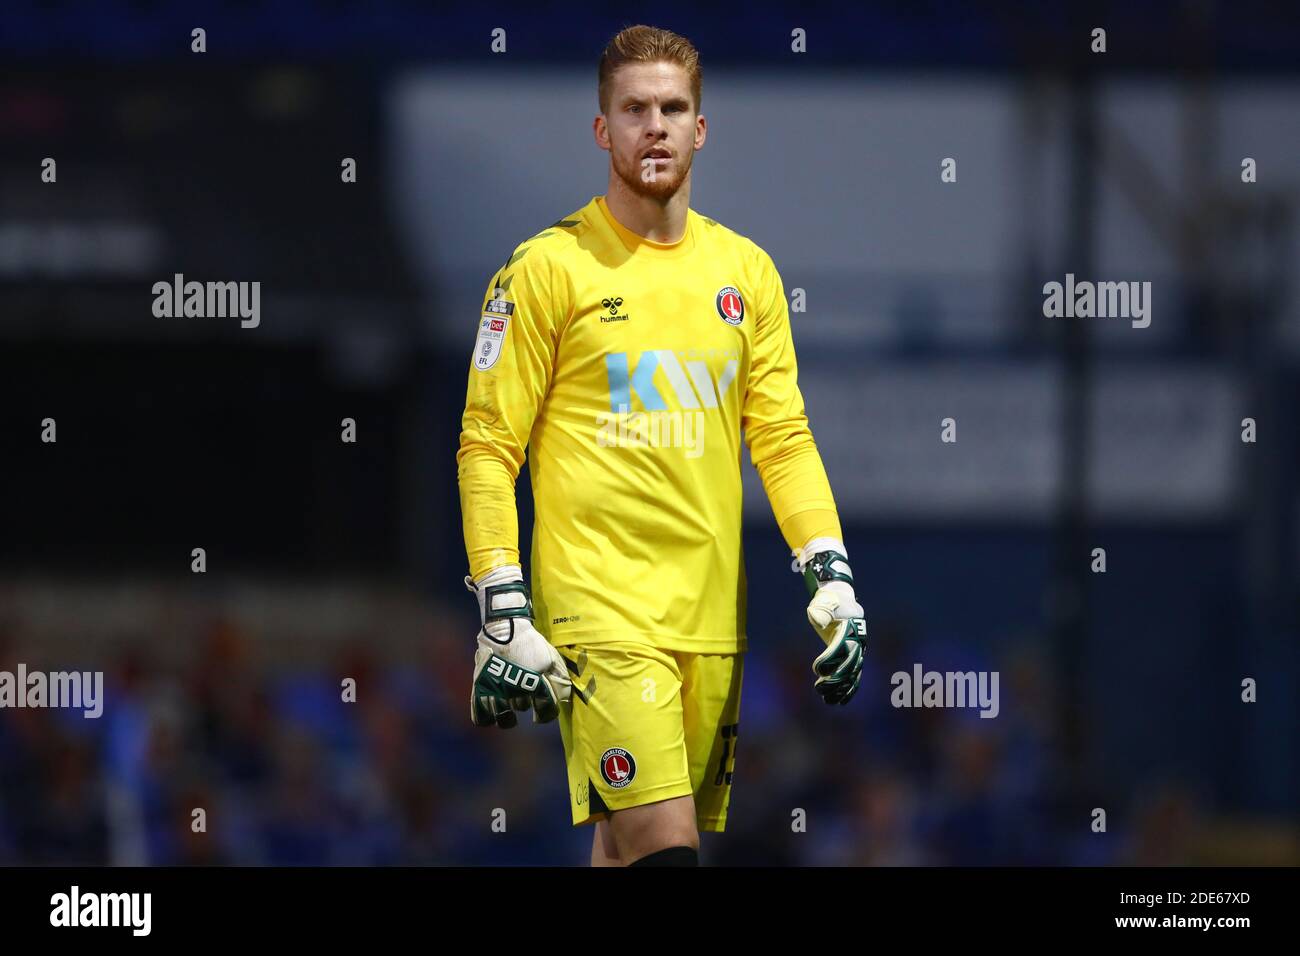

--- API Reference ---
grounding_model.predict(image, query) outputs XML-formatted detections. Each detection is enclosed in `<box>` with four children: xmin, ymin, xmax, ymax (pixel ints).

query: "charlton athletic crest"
<box><xmin>716</xmin><ymin>286</ymin><xmax>744</xmax><ymax>325</ymax></box>
<box><xmin>599</xmin><ymin>747</ymin><xmax>636</xmax><ymax>788</ymax></box>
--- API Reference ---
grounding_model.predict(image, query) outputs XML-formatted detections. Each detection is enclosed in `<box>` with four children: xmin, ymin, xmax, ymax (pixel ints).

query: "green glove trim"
<box><xmin>801</xmin><ymin>550</ymin><xmax>854</xmax><ymax>597</ymax></box>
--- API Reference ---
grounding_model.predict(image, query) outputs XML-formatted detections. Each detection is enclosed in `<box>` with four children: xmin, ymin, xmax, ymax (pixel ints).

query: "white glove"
<box><xmin>464</xmin><ymin>564</ymin><xmax>572</xmax><ymax>728</ymax></box>
<box><xmin>793</xmin><ymin>537</ymin><xmax>867</xmax><ymax>706</ymax></box>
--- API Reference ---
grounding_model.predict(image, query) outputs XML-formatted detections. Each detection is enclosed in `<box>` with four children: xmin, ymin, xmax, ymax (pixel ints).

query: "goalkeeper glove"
<box><xmin>464</xmin><ymin>564</ymin><xmax>572</xmax><ymax>728</ymax></box>
<box><xmin>792</xmin><ymin>537</ymin><xmax>867</xmax><ymax>706</ymax></box>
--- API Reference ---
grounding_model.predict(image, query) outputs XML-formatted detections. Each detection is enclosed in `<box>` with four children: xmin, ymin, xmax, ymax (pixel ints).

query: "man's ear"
<box><xmin>593</xmin><ymin>115</ymin><xmax>610</xmax><ymax>151</ymax></box>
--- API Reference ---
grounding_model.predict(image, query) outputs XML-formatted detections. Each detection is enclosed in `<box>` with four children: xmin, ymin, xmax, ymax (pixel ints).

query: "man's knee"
<box><xmin>607</xmin><ymin>795</ymin><xmax>699</xmax><ymax>863</ymax></box>
<box><xmin>591</xmin><ymin>819</ymin><xmax>621</xmax><ymax>866</ymax></box>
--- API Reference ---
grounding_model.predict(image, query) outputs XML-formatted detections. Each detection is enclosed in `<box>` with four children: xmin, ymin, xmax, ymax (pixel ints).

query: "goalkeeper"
<box><xmin>456</xmin><ymin>24</ymin><xmax>866</xmax><ymax>867</ymax></box>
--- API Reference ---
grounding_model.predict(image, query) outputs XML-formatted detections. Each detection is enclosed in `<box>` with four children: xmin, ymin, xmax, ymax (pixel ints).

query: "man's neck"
<box><xmin>603</xmin><ymin>173</ymin><xmax>691</xmax><ymax>244</ymax></box>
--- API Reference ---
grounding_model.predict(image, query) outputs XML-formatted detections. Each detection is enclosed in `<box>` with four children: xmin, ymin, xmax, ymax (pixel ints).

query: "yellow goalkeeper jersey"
<box><xmin>457</xmin><ymin>194</ymin><xmax>840</xmax><ymax>654</ymax></box>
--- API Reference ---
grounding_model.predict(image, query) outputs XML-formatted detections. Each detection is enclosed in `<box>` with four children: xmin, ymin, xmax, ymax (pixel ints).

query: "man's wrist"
<box><xmin>467</xmin><ymin>563</ymin><xmax>532</xmax><ymax>627</ymax></box>
<box><xmin>475</xmin><ymin>563</ymin><xmax>523</xmax><ymax>587</ymax></box>
<box><xmin>794</xmin><ymin>536</ymin><xmax>848</xmax><ymax>569</ymax></box>
<box><xmin>793</xmin><ymin>537</ymin><xmax>854</xmax><ymax>598</ymax></box>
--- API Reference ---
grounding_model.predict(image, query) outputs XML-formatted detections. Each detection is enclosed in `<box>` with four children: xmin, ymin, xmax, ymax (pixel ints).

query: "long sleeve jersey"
<box><xmin>457</xmin><ymin>194</ymin><xmax>841</xmax><ymax>654</ymax></box>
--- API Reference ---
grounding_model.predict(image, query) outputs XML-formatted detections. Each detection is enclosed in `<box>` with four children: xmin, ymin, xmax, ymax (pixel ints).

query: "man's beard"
<box><xmin>612</xmin><ymin>147</ymin><xmax>690</xmax><ymax>201</ymax></box>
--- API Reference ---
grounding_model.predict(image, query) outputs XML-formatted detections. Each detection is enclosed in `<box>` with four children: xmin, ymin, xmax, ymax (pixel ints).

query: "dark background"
<box><xmin>0</xmin><ymin>1</ymin><xmax>1296</xmax><ymax>865</ymax></box>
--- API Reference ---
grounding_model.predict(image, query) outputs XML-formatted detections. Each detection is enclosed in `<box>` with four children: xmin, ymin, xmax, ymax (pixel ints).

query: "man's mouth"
<box><xmin>644</xmin><ymin>148</ymin><xmax>672</xmax><ymax>161</ymax></box>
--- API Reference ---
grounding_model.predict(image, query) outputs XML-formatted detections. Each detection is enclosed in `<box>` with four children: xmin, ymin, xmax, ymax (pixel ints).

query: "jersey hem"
<box><xmin>548</xmin><ymin>630</ymin><xmax>747</xmax><ymax>654</ymax></box>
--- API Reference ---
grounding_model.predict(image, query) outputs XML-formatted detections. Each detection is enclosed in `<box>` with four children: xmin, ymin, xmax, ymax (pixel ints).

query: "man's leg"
<box><xmin>607</xmin><ymin>794</ymin><xmax>699</xmax><ymax>864</ymax></box>
<box><xmin>681</xmin><ymin>651</ymin><xmax>744</xmax><ymax>834</ymax></box>
<box><xmin>591</xmin><ymin>818</ymin><xmax>621</xmax><ymax>867</ymax></box>
<box><xmin>556</xmin><ymin>641</ymin><xmax>699</xmax><ymax>864</ymax></box>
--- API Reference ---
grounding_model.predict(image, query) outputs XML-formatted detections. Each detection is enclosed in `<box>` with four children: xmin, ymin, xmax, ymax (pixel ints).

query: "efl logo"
<box><xmin>473</xmin><ymin>313</ymin><xmax>509</xmax><ymax>371</ymax></box>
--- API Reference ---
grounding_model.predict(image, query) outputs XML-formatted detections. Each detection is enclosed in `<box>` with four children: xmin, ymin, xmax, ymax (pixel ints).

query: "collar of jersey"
<box><xmin>594</xmin><ymin>195</ymin><xmax>696</xmax><ymax>259</ymax></box>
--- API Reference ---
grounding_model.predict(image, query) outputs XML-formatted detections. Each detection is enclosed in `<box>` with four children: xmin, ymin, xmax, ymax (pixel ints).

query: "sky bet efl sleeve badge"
<box><xmin>474</xmin><ymin>295</ymin><xmax>514</xmax><ymax>371</ymax></box>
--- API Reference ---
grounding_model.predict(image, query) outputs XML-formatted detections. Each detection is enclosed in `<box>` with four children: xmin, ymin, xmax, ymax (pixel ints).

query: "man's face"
<box><xmin>598</xmin><ymin>61</ymin><xmax>705</xmax><ymax>201</ymax></box>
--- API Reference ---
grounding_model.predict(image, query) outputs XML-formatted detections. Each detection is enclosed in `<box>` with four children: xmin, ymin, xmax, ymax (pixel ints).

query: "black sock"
<box><xmin>628</xmin><ymin>845</ymin><xmax>699</xmax><ymax>867</ymax></box>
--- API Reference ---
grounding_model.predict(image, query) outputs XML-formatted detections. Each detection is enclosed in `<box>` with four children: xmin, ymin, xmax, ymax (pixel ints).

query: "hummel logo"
<box><xmin>600</xmin><ymin>296</ymin><xmax>630</xmax><ymax>323</ymax></box>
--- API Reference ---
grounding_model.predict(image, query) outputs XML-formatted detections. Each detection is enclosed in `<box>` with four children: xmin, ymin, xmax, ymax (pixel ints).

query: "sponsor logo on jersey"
<box><xmin>600</xmin><ymin>747</ymin><xmax>636</xmax><ymax>788</ymax></box>
<box><xmin>594</xmin><ymin>348</ymin><xmax>740</xmax><ymax>459</ymax></box>
<box><xmin>716</xmin><ymin>286</ymin><xmax>744</xmax><ymax>325</ymax></box>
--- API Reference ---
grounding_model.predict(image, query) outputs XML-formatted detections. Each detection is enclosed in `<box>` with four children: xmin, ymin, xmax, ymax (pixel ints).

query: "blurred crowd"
<box><xmin>0</xmin><ymin>598</ymin><xmax>1228</xmax><ymax>866</ymax></box>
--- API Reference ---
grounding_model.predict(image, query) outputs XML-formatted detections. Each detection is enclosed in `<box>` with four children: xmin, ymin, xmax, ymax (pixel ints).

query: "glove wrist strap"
<box><xmin>483</xmin><ymin>580</ymin><xmax>534</xmax><ymax>624</ymax></box>
<box><xmin>801</xmin><ymin>550</ymin><xmax>854</xmax><ymax>597</ymax></box>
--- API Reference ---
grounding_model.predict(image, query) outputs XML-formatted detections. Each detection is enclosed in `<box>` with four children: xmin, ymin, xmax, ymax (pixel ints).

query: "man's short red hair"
<box><xmin>598</xmin><ymin>25</ymin><xmax>703</xmax><ymax>115</ymax></box>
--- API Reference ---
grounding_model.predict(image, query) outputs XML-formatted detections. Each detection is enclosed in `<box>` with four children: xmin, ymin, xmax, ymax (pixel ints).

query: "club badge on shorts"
<box><xmin>599</xmin><ymin>747</ymin><xmax>636</xmax><ymax>788</ymax></box>
<box><xmin>715</xmin><ymin>285</ymin><xmax>744</xmax><ymax>326</ymax></box>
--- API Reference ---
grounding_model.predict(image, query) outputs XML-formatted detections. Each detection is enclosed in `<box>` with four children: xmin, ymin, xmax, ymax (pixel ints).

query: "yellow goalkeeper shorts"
<box><xmin>555</xmin><ymin>641</ymin><xmax>743</xmax><ymax>833</ymax></box>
